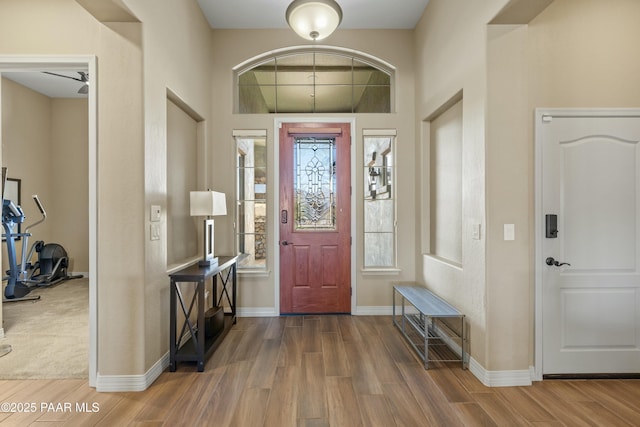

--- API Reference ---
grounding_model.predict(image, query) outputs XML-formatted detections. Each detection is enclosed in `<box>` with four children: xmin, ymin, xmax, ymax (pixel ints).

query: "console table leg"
<box><xmin>197</xmin><ymin>278</ymin><xmax>206</xmax><ymax>372</ymax></box>
<box><xmin>170</xmin><ymin>279</ymin><xmax>177</xmax><ymax>371</ymax></box>
<box><xmin>232</xmin><ymin>264</ymin><xmax>237</xmax><ymax>324</ymax></box>
<box><xmin>461</xmin><ymin>317</ymin><xmax>466</xmax><ymax>370</ymax></box>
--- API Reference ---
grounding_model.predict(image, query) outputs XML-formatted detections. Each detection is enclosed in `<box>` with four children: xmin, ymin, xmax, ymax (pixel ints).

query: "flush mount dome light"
<box><xmin>286</xmin><ymin>0</ymin><xmax>343</xmax><ymax>41</ymax></box>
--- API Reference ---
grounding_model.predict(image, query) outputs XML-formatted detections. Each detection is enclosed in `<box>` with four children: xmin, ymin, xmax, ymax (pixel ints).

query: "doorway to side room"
<box><xmin>536</xmin><ymin>109</ymin><xmax>640</xmax><ymax>378</ymax></box>
<box><xmin>0</xmin><ymin>56</ymin><xmax>97</xmax><ymax>386</ymax></box>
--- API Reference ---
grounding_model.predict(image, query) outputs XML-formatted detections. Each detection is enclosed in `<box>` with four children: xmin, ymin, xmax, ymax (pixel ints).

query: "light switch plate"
<box><xmin>151</xmin><ymin>224</ymin><xmax>160</xmax><ymax>241</ymax></box>
<box><xmin>504</xmin><ymin>224</ymin><xmax>515</xmax><ymax>241</ymax></box>
<box><xmin>150</xmin><ymin>205</ymin><xmax>161</xmax><ymax>222</ymax></box>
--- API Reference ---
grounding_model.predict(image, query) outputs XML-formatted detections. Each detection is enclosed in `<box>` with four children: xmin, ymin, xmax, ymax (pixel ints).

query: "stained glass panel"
<box><xmin>294</xmin><ymin>137</ymin><xmax>336</xmax><ymax>230</ymax></box>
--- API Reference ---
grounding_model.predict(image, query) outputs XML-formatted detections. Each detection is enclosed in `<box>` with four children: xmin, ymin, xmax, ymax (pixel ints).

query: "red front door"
<box><xmin>279</xmin><ymin>123</ymin><xmax>351</xmax><ymax>314</ymax></box>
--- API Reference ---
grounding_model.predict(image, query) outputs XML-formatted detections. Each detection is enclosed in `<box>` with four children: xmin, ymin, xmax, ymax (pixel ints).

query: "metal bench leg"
<box><xmin>424</xmin><ymin>318</ymin><xmax>429</xmax><ymax>369</ymax></box>
<box><xmin>392</xmin><ymin>288</ymin><xmax>396</xmax><ymax>327</ymax></box>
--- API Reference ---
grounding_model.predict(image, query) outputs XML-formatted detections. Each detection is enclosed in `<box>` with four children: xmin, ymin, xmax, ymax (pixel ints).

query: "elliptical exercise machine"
<box><xmin>3</xmin><ymin>194</ymin><xmax>83</xmax><ymax>302</ymax></box>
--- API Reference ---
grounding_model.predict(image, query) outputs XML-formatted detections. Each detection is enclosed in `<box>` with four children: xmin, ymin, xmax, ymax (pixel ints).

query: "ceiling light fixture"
<box><xmin>286</xmin><ymin>0</ymin><xmax>343</xmax><ymax>41</ymax></box>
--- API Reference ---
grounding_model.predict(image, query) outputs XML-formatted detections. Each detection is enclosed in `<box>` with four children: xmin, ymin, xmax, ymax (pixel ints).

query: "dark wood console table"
<box><xmin>169</xmin><ymin>256</ymin><xmax>237</xmax><ymax>372</ymax></box>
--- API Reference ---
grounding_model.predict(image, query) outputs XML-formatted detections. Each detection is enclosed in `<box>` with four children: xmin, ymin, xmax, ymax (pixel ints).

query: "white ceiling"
<box><xmin>3</xmin><ymin>71</ymin><xmax>88</xmax><ymax>99</ymax></box>
<box><xmin>197</xmin><ymin>0</ymin><xmax>430</xmax><ymax>30</ymax></box>
<box><xmin>2</xmin><ymin>0</ymin><xmax>429</xmax><ymax>98</ymax></box>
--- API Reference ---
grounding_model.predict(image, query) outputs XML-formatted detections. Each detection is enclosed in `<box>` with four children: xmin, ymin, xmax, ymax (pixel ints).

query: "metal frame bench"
<box><xmin>393</xmin><ymin>285</ymin><xmax>467</xmax><ymax>369</ymax></box>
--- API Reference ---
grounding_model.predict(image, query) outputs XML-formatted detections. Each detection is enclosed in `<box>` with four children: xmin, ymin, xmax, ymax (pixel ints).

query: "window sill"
<box><xmin>361</xmin><ymin>268</ymin><xmax>401</xmax><ymax>276</ymax></box>
<box><xmin>238</xmin><ymin>269</ymin><xmax>270</xmax><ymax>278</ymax></box>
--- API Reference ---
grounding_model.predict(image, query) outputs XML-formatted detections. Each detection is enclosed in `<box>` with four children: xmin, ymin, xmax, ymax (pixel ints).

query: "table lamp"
<box><xmin>190</xmin><ymin>190</ymin><xmax>227</xmax><ymax>267</ymax></box>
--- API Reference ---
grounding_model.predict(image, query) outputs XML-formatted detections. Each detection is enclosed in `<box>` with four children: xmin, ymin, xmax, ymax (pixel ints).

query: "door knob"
<box><xmin>281</xmin><ymin>240</ymin><xmax>290</xmax><ymax>246</ymax></box>
<box><xmin>546</xmin><ymin>257</ymin><xmax>571</xmax><ymax>267</ymax></box>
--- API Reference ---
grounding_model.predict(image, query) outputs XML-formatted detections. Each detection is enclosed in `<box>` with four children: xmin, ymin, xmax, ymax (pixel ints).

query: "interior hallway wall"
<box><xmin>0</xmin><ymin>0</ymin><xmax>146</xmax><ymax>380</ymax></box>
<box><xmin>415</xmin><ymin>0</ymin><xmax>510</xmax><ymax>372</ymax></box>
<box><xmin>416</xmin><ymin>0</ymin><xmax>640</xmax><ymax>379</ymax></box>
<box><xmin>122</xmin><ymin>0</ymin><xmax>215</xmax><ymax>371</ymax></box>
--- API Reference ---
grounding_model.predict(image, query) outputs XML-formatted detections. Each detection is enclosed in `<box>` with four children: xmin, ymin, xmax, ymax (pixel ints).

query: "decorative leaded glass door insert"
<box><xmin>294</xmin><ymin>138</ymin><xmax>336</xmax><ymax>231</ymax></box>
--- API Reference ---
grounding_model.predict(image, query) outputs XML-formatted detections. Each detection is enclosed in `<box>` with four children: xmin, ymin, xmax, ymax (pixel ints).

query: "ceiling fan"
<box><xmin>43</xmin><ymin>71</ymin><xmax>89</xmax><ymax>94</ymax></box>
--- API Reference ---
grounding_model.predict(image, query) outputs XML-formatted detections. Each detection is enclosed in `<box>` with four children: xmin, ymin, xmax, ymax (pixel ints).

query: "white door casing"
<box><xmin>536</xmin><ymin>109</ymin><xmax>640</xmax><ymax>376</ymax></box>
<box><xmin>273</xmin><ymin>117</ymin><xmax>357</xmax><ymax>315</ymax></box>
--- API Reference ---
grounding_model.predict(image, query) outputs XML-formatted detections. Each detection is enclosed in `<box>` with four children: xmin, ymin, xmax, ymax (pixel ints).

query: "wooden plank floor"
<box><xmin>1</xmin><ymin>315</ymin><xmax>640</xmax><ymax>426</ymax></box>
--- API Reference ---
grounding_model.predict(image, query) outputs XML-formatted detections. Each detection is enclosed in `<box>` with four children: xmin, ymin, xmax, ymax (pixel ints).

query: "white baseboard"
<box><xmin>353</xmin><ymin>306</ymin><xmax>394</xmax><ymax>315</ymax></box>
<box><xmin>237</xmin><ymin>307</ymin><xmax>279</xmax><ymax>317</ymax></box>
<box><xmin>469</xmin><ymin>357</ymin><xmax>533</xmax><ymax>387</ymax></box>
<box><xmin>96</xmin><ymin>352</ymin><xmax>169</xmax><ymax>392</ymax></box>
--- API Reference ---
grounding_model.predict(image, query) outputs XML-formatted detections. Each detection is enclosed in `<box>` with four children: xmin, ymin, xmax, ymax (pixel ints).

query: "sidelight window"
<box><xmin>363</xmin><ymin>130</ymin><xmax>396</xmax><ymax>268</ymax></box>
<box><xmin>234</xmin><ymin>130</ymin><xmax>267</xmax><ymax>270</ymax></box>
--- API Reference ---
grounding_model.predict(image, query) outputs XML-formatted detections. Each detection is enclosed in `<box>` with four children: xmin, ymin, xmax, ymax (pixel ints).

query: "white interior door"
<box><xmin>539</xmin><ymin>109</ymin><xmax>640</xmax><ymax>375</ymax></box>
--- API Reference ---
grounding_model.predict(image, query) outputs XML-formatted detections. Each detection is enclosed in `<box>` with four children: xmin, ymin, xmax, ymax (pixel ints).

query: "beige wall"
<box><xmin>0</xmin><ymin>0</ymin><xmax>146</xmax><ymax>377</ymax></box>
<box><xmin>417</xmin><ymin>0</ymin><xmax>640</xmax><ymax>376</ymax></box>
<box><xmin>1</xmin><ymin>77</ymin><xmax>54</xmax><ymax>246</ymax></box>
<box><xmin>209</xmin><ymin>29</ymin><xmax>416</xmax><ymax>312</ymax></box>
<box><xmin>50</xmin><ymin>98</ymin><xmax>89</xmax><ymax>273</ymax></box>
<box><xmin>528</xmin><ymin>0</ymin><xmax>640</xmax><ymax>109</ymax></box>
<box><xmin>1</xmin><ymin>78</ymin><xmax>89</xmax><ymax>276</ymax></box>
<box><xmin>429</xmin><ymin>99</ymin><xmax>463</xmax><ymax>265</ymax></box>
<box><xmin>121</xmin><ymin>0</ymin><xmax>214</xmax><ymax>371</ymax></box>
<box><xmin>2</xmin><ymin>0</ymin><xmax>636</xmax><ymax>388</ymax></box>
<box><xmin>486</xmin><ymin>23</ymin><xmax>531</xmax><ymax>371</ymax></box>
<box><xmin>486</xmin><ymin>0</ymin><xmax>640</xmax><ymax>373</ymax></box>
<box><xmin>415</xmin><ymin>0</ymin><xmax>508</xmax><ymax>370</ymax></box>
<box><xmin>166</xmin><ymin>98</ymin><xmax>199</xmax><ymax>265</ymax></box>
<box><xmin>527</xmin><ymin>0</ymin><xmax>640</xmax><ymax>367</ymax></box>
<box><xmin>0</xmin><ymin>0</ymin><xmax>414</xmax><ymax>384</ymax></box>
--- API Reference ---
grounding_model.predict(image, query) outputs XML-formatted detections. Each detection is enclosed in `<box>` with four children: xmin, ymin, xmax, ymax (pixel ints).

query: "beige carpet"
<box><xmin>0</xmin><ymin>277</ymin><xmax>88</xmax><ymax>379</ymax></box>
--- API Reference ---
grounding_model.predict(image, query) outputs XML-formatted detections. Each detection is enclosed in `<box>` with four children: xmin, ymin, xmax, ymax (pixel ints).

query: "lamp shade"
<box><xmin>286</xmin><ymin>0</ymin><xmax>343</xmax><ymax>41</ymax></box>
<box><xmin>190</xmin><ymin>191</ymin><xmax>227</xmax><ymax>217</ymax></box>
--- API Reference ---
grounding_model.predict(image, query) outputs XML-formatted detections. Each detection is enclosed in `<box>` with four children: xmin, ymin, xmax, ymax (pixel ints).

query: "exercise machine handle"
<box><xmin>24</xmin><ymin>195</ymin><xmax>47</xmax><ymax>232</ymax></box>
<box><xmin>32</xmin><ymin>194</ymin><xmax>46</xmax><ymax>217</ymax></box>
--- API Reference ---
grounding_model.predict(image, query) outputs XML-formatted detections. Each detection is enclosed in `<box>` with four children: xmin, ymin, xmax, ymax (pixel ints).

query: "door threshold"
<box><xmin>543</xmin><ymin>373</ymin><xmax>640</xmax><ymax>380</ymax></box>
<box><xmin>280</xmin><ymin>312</ymin><xmax>351</xmax><ymax>316</ymax></box>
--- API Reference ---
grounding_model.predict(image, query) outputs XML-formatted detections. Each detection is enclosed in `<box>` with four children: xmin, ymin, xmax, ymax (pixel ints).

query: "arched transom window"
<box><xmin>235</xmin><ymin>47</ymin><xmax>394</xmax><ymax>114</ymax></box>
